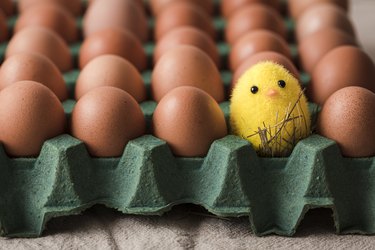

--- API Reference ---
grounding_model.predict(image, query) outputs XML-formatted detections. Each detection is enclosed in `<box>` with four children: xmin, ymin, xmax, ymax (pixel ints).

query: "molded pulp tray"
<box><xmin>1</xmin><ymin>1</ymin><xmax>375</xmax><ymax>238</ymax></box>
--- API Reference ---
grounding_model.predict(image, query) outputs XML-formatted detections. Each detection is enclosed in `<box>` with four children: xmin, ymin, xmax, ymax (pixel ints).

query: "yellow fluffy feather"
<box><xmin>230</xmin><ymin>61</ymin><xmax>311</xmax><ymax>157</ymax></box>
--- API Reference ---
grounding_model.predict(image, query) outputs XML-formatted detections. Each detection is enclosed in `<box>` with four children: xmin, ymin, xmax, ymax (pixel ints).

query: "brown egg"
<box><xmin>298</xmin><ymin>28</ymin><xmax>357</xmax><ymax>74</ymax></box>
<box><xmin>154</xmin><ymin>26</ymin><xmax>220</xmax><ymax>67</ymax></box>
<box><xmin>229</xmin><ymin>29</ymin><xmax>291</xmax><ymax>71</ymax></box>
<box><xmin>225</xmin><ymin>4</ymin><xmax>286</xmax><ymax>45</ymax></box>
<box><xmin>0</xmin><ymin>0</ymin><xmax>13</xmax><ymax>16</ymax></box>
<box><xmin>75</xmin><ymin>55</ymin><xmax>146</xmax><ymax>102</ymax></box>
<box><xmin>87</xmin><ymin>0</ymin><xmax>144</xmax><ymax>10</ymax></box>
<box><xmin>317</xmin><ymin>86</ymin><xmax>375</xmax><ymax>157</ymax></box>
<box><xmin>79</xmin><ymin>28</ymin><xmax>147</xmax><ymax>71</ymax></box>
<box><xmin>152</xmin><ymin>86</ymin><xmax>227</xmax><ymax>157</ymax></box>
<box><xmin>152</xmin><ymin>45</ymin><xmax>224</xmax><ymax>102</ymax></box>
<box><xmin>295</xmin><ymin>3</ymin><xmax>355</xmax><ymax>42</ymax></box>
<box><xmin>14</xmin><ymin>3</ymin><xmax>78</xmax><ymax>43</ymax></box>
<box><xmin>71</xmin><ymin>86</ymin><xmax>146</xmax><ymax>157</ymax></box>
<box><xmin>231</xmin><ymin>51</ymin><xmax>299</xmax><ymax>90</ymax></box>
<box><xmin>288</xmin><ymin>0</ymin><xmax>348</xmax><ymax>19</ymax></box>
<box><xmin>150</xmin><ymin>0</ymin><xmax>214</xmax><ymax>16</ymax></box>
<box><xmin>221</xmin><ymin>0</ymin><xmax>280</xmax><ymax>18</ymax></box>
<box><xmin>83</xmin><ymin>0</ymin><xmax>148</xmax><ymax>42</ymax></box>
<box><xmin>308</xmin><ymin>46</ymin><xmax>375</xmax><ymax>105</ymax></box>
<box><xmin>5</xmin><ymin>27</ymin><xmax>73</xmax><ymax>72</ymax></box>
<box><xmin>0</xmin><ymin>81</ymin><xmax>66</xmax><ymax>157</ymax></box>
<box><xmin>154</xmin><ymin>1</ymin><xmax>216</xmax><ymax>41</ymax></box>
<box><xmin>0</xmin><ymin>52</ymin><xmax>68</xmax><ymax>101</ymax></box>
<box><xmin>0</xmin><ymin>9</ymin><xmax>8</xmax><ymax>42</ymax></box>
<box><xmin>18</xmin><ymin>0</ymin><xmax>82</xmax><ymax>16</ymax></box>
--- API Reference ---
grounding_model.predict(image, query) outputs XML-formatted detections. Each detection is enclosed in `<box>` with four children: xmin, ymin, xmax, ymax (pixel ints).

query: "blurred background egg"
<box><xmin>231</xmin><ymin>51</ymin><xmax>299</xmax><ymax>90</ymax></box>
<box><xmin>75</xmin><ymin>55</ymin><xmax>146</xmax><ymax>102</ymax></box>
<box><xmin>0</xmin><ymin>9</ymin><xmax>8</xmax><ymax>42</ymax></box>
<box><xmin>0</xmin><ymin>0</ymin><xmax>13</xmax><ymax>16</ymax></box>
<box><xmin>295</xmin><ymin>3</ymin><xmax>356</xmax><ymax>42</ymax></box>
<box><xmin>150</xmin><ymin>0</ymin><xmax>214</xmax><ymax>16</ymax></box>
<box><xmin>79</xmin><ymin>28</ymin><xmax>147</xmax><ymax>71</ymax></box>
<box><xmin>308</xmin><ymin>46</ymin><xmax>375</xmax><ymax>105</ymax></box>
<box><xmin>229</xmin><ymin>29</ymin><xmax>291</xmax><ymax>71</ymax></box>
<box><xmin>151</xmin><ymin>45</ymin><xmax>224</xmax><ymax>102</ymax></box>
<box><xmin>317</xmin><ymin>86</ymin><xmax>375</xmax><ymax>157</ymax></box>
<box><xmin>154</xmin><ymin>1</ymin><xmax>216</xmax><ymax>41</ymax></box>
<box><xmin>0</xmin><ymin>52</ymin><xmax>68</xmax><ymax>101</ymax></box>
<box><xmin>71</xmin><ymin>87</ymin><xmax>146</xmax><ymax>157</ymax></box>
<box><xmin>298</xmin><ymin>28</ymin><xmax>357</xmax><ymax>73</ymax></box>
<box><xmin>14</xmin><ymin>3</ymin><xmax>79</xmax><ymax>43</ymax></box>
<box><xmin>221</xmin><ymin>0</ymin><xmax>280</xmax><ymax>18</ymax></box>
<box><xmin>225</xmin><ymin>4</ymin><xmax>286</xmax><ymax>45</ymax></box>
<box><xmin>18</xmin><ymin>0</ymin><xmax>82</xmax><ymax>16</ymax></box>
<box><xmin>0</xmin><ymin>81</ymin><xmax>66</xmax><ymax>157</ymax></box>
<box><xmin>153</xmin><ymin>26</ymin><xmax>220</xmax><ymax>67</ymax></box>
<box><xmin>83</xmin><ymin>0</ymin><xmax>148</xmax><ymax>42</ymax></box>
<box><xmin>152</xmin><ymin>86</ymin><xmax>227</xmax><ymax>157</ymax></box>
<box><xmin>288</xmin><ymin>0</ymin><xmax>348</xmax><ymax>19</ymax></box>
<box><xmin>5</xmin><ymin>27</ymin><xmax>73</xmax><ymax>72</ymax></box>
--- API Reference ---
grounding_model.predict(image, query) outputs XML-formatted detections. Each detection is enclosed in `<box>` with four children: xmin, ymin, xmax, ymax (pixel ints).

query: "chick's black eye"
<box><xmin>250</xmin><ymin>86</ymin><xmax>258</xmax><ymax>94</ymax></box>
<box><xmin>278</xmin><ymin>80</ymin><xmax>286</xmax><ymax>88</ymax></box>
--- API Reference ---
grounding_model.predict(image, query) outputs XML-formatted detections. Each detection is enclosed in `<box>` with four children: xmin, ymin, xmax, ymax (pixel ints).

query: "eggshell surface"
<box><xmin>150</xmin><ymin>0</ymin><xmax>214</xmax><ymax>15</ymax></box>
<box><xmin>18</xmin><ymin>0</ymin><xmax>82</xmax><ymax>16</ymax></box>
<box><xmin>288</xmin><ymin>0</ymin><xmax>348</xmax><ymax>19</ymax></box>
<box><xmin>221</xmin><ymin>0</ymin><xmax>280</xmax><ymax>18</ymax></box>
<box><xmin>152</xmin><ymin>86</ymin><xmax>227</xmax><ymax>157</ymax></box>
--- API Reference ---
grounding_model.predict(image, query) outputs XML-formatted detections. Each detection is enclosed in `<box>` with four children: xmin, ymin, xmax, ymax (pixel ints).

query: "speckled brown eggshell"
<box><xmin>229</xmin><ymin>29</ymin><xmax>292</xmax><ymax>71</ymax></box>
<box><xmin>152</xmin><ymin>86</ymin><xmax>227</xmax><ymax>157</ymax></box>
<box><xmin>0</xmin><ymin>81</ymin><xmax>66</xmax><ymax>157</ymax></box>
<box><xmin>0</xmin><ymin>10</ymin><xmax>8</xmax><ymax>42</ymax></box>
<box><xmin>75</xmin><ymin>55</ymin><xmax>146</xmax><ymax>102</ymax></box>
<box><xmin>288</xmin><ymin>0</ymin><xmax>348</xmax><ymax>19</ymax></box>
<box><xmin>154</xmin><ymin>26</ymin><xmax>220</xmax><ymax>67</ymax></box>
<box><xmin>0</xmin><ymin>52</ymin><xmax>68</xmax><ymax>101</ymax></box>
<box><xmin>150</xmin><ymin>0</ymin><xmax>214</xmax><ymax>16</ymax></box>
<box><xmin>0</xmin><ymin>0</ymin><xmax>13</xmax><ymax>16</ymax></box>
<box><xmin>295</xmin><ymin>3</ymin><xmax>355</xmax><ymax>42</ymax></box>
<box><xmin>231</xmin><ymin>51</ymin><xmax>299</xmax><ymax>91</ymax></box>
<box><xmin>79</xmin><ymin>28</ymin><xmax>147</xmax><ymax>71</ymax></box>
<box><xmin>14</xmin><ymin>3</ymin><xmax>79</xmax><ymax>43</ymax></box>
<box><xmin>151</xmin><ymin>45</ymin><xmax>224</xmax><ymax>102</ymax></box>
<box><xmin>83</xmin><ymin>0</ymin><xmax>148</xmax><ymax>42</ymax></box>
<box><xmin>18</xmin><ymin>0</ymin><xmax>82</xmax><ymax>16</ymax></box>
<box><xmin>154</xmin><ymin>1</ymin><xmax>216</xmax><ymax>41</ymax></box>
<box><xmin>5</xmin><ymin>26</ymin><xmax>73</xmax><ymax>72</ymax></box>
<box><xmin>317</xmin><ymin>86</ymin><xmax>375</xmax><ymax>157</ymax></box>
<box><xmin>225</xmin><ymin>4</ymin><xmax>286</xmax><ymax>45</ymax></box>
<box><xmin>308</xmin><ymin>46</ymin><xmax>375</xmax><ymax>105</ymax></box>
<box><xmin>71</xmin><ymin>86</ymin><xmax>146</xmax><ymax>157</ymax></box>
<box><xmin>221</xmin><ymin>0</ymin><xmax>280</xmax><ymax>18</ymax></box>
<box><xmin>298</xmin><ymin>28</ymin><xmax>357</xmax><ymax>74</ymax></box>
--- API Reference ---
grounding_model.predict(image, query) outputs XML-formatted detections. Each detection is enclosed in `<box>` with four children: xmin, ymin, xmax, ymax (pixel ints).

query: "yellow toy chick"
<box><xmin>230</xmin><ymin>61</ymin><xmax>311</xmax><ymax>157</ymax></box>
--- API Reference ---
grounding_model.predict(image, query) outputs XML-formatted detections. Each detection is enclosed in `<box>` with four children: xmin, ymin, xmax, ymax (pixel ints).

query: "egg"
<box><xmin>298</xmin><ymin>28</ymin><xmax>357</xmax><ymax>74</ymax></box>
<box><xmin>87</xmin><ymin>0</ymin><xmax>144</xmax><ymax>10</ymax></box>
<box><xmin>5</xmin><ymin>27</ymin><xmax>73</xmax><ymax>72</ymax></box>
<box><xmin>150</xmin><ymin>0</ymin><xmax>214</xmax><ymax>16</ymax></box>
<box><xmin>153</xmin><ymin>26</ymin><xmax>220</xmax><ymax>67</ymax></box>
<box><xmin>0</xmin><ymin>0</ymin><xmax>14</xmax><ymax>16</ymax></box>
<box><xmin>152</xmin><ymin>86</ymin><xmax>227</xmax><ymax>157</ymax></box>
<box><xmin>18</xmin><ymin>0</ymin><xmax>82</xmax><ymax>16</ymax></box>
<box><xmin>75</xmin><ymin>55</ymin><xmax>146</xmax><ymax>102</ymax></box>
<box><xmin>231</xmin><ymin>51</ymin><xmax>299</xmax><ymax>90</ymax></box>
<box><xmin>71</xmin><ymin>86</ymin><xmax>146</xmax><ymax>157</ymax></box>
<box><xmin>308</xmin><ymin>46</ymin><xmax>375</xmax><ymax>105</ymax></box>
<box><xmin>0</xmin><ymin>10</ymin><xmax>8</xmax><ymax>42</ymax></box>
<box><xmin>225</xmin><ymin>4</ymin><xmax>286</xmax><ymax>45</ymax></box>
<box><xmin>154</xmin><ymin>1</ymin><xmax>216</xmax><ymax>41</ymax></box>
<box><xmin>288</xmin><ymin>0</ymin><xmax>348</xmax><ymax>19</ymax></box>
<box><xmin>14</xmin><ymin>3</ymin><xmax>78</xmax><ymax>43</ymax></box>
<box><xmin>0</xmin><ymin>52</ymin><xmax>68</xmax><ymax>101</ymax></box>
<box><xmin>0</xmin><ymin>81</ymin><xmax>66</xmax><ymax>157</ymax></box>
<box><xmin>317</xmin><ymin>86</ymin><xmax>375</xmax><ymax>157</ymax></box>
<box><xmin>83</xmin><ymin>0</ymin><xmax>148</xmax><ymax>42</ymax></box>
<box><xmin>229</xmin><ymin>29</ymin><xmax>291</xmax><ymax>71</ymax></box>
<box><xmin>151</xmin><ymin>45</ymin><xmax>224</xmax><ymax>102</ymax></box>
<box><xmin>221</xmin><ymin>0</ymin><xmax>280</xmax><ymax>18</ymax></box>
<box><xmin>79</xmin><ymin>28</ymin><xmax>147</xmax><ymax>71</ymax></box>
<box><xmin>295</xmin><ymin>3</ymin><xmax>355</xmax><ymax>42</ymax></box>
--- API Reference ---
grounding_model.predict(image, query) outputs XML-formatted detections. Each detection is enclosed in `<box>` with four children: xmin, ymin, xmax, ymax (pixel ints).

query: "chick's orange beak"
<box><xmin>266</xmin><ymin>88</ymin><xmax>279</xmax><ymax>97</ymax></box>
